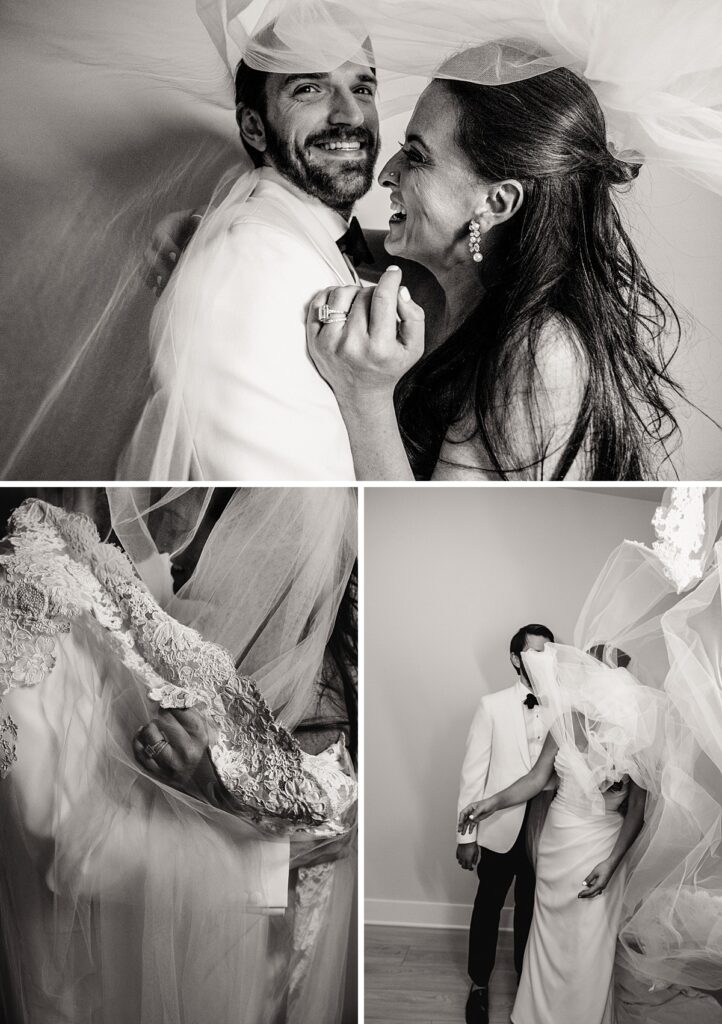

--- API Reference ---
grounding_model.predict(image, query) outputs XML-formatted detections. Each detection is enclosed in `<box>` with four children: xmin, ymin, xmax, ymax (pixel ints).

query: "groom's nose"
<box><xmin>328</xmin><ymin>87</ymin><xmax>365</xmax><ymax>128</ymax></box>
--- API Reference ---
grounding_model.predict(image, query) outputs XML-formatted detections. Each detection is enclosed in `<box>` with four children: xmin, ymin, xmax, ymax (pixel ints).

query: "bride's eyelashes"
<box><xmin>397</xmin><ymin>140</ymin><xmax>427</xmax><ymax>165</ymax></box>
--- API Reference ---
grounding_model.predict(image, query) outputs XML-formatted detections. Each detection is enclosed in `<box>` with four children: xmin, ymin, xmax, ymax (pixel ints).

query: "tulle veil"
<box><xmin>1</xmin><ymin>0</ymin><xmax>722</xmax><ymax>477</ymax></box>
<box><xmin>522</xmin><ymin>487</ymin><xmax>722</xmax><ymax>1002</ymax></box>
<box><xmin>0</xmin><ymin>485</ymin><xmax>357</xmax><ymax>1024</ymax></box>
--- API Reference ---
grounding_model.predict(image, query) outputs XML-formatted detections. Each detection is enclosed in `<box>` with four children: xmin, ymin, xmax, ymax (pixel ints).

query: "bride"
<box><xmin>459</xmin><ymin>647</ymin><xmax>653</xmax><ymax>1024</ymax></box>
<box><xmin>460</xmin><ymin>487</ymin><xmax>722</xmax><ymax>1023</ymax></box>
<box><xmin>0</xmin><ymin>487</ymin><xmax>357</xmax><ymax>1024</ymax></box>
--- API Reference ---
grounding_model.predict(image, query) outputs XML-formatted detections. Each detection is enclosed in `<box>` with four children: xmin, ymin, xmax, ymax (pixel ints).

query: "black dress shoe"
<box><xmin>465</xmin><ymin>985</ymin><xmax>489</xmax><ymax>1024</ymax></box>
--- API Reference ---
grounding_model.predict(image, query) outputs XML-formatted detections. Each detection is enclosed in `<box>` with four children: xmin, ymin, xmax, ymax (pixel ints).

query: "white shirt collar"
<box><xmin>516</xmin><ymin>678</ymin><xmax>535</xmax><ymax>703</ymax></box>
<box><xmin>259</xmin><ymin>166</ymin><xmax>350</xmax><ymax>243</ymax></box>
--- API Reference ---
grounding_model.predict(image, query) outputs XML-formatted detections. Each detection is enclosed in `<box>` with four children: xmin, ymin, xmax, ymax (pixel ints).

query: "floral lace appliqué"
<box><xmin>651</xmin><ymin>487</ymin><xmax>707</xmax><ymax>593</ymax></box>
<box><xmin>2</xmin><ymin>499</ymin><xmax>356</xmax><ymax>834</ymax></box>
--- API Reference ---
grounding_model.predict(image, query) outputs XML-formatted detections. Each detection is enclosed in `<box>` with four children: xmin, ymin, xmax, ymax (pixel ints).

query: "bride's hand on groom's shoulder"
<box><xmin>142</xmin><ymin>208</ymin><xmax>202</xmax><ymax>296</ymax></box>
<box><xmin>306</xmin><ymin>266</ymin><xmax>425</xmax><ymax>410</ymax></box>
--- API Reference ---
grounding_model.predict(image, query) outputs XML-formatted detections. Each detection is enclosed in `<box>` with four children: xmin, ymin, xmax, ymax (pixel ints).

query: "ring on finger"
<box><xmin>143</xmin><ymin>738</ymin><xmax>169</xmax><ymax>760</ymax></box>
<box><xmin>317</xmin><ymin>303</ymin><xmax>348</xmax><ymax>325</ymax></box>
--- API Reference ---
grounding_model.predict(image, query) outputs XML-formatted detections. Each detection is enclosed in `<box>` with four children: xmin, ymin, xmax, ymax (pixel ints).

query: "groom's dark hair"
<box><xmin>509</xmin><ymin>624</ymin><xmax>554</xmax><ymax>675</ymax></box>
<box><xmin>234</xmin><ymin>18</ymin><xmax>376</xmax><ymax>168</ymax></box>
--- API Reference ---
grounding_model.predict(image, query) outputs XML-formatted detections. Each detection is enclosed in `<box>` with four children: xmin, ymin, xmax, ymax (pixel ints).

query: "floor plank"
<box><xmin>365</xmin><ymin>924</ymin><xmax>516</xmax><ymax>1022</ymax></box>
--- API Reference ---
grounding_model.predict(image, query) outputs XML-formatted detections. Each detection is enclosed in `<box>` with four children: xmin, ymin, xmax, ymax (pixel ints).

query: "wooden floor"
<box><xmin>365</xmin><ymin>924</ymin><xmax>516</xmax><ymax>1024</ymax></box>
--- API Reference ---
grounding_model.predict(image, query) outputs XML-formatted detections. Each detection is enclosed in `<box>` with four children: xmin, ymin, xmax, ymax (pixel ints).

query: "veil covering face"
<box><xmin>523</xmin><ymin>487</ymin><xmax>722</xmax><ymax>997</ymax></box>
<box><xmin>2</xmin><ymin>0</ymin><xmax>722</xmax><ymax>478</ymax></box>
<box><xmin>0</xmin><ymin>486</ymin><xmax>357</xmax><ymax>1024</ymax></box>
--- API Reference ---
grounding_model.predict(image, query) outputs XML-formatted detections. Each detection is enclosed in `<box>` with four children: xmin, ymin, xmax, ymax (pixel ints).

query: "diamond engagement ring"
<box><xmin>144</xmin><ymin>738</ymin><xmax>169</xmax><ymax>759</ymax></box>
<box><xmin>317</xmin><ymin>304</ymin><xmax>348</xmax><ymax>324</ymax></box>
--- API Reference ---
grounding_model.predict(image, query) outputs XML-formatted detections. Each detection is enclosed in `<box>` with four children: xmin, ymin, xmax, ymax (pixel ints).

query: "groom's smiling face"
<box><xmin>239</xmin><ymin>62</ymin><xmax>380</xmax><ymax>215</ymax></box>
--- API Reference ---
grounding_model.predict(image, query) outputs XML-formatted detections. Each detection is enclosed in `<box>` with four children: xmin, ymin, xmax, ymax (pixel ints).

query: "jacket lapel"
<box><xmin>252</xmin><ymin>179</ymin><xmax>357</xmax><ymax>285</ymax></box>
<box><xmin>510</xmin><ymin>687</ymin><xmax>532</xmax><ymax>771</ymax></box>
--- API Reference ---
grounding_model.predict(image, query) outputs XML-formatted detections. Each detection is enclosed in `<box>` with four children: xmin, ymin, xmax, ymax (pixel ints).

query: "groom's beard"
<box><xmin>265</xmin><ymin>122</ymin><xmax>378</xmax><ymax>211</ymax></box>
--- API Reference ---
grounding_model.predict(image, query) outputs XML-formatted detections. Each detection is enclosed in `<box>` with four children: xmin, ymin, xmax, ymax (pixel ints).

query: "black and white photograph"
<box><xmin>365</xmin><ymin>485</ymin><xmax>722</xmax><ymax>1023</ymax></box>
<box><xmin>1</xmin><ymin>0</ymin><xmax>721</xmax><ymax>480</ymax></box>
<box><xmin>0</xmin><ymin>487</ymin><xmax>358</xmax><ymax>1024</ymax></box>
<box><xmin>2</xmin><ymin>1</ymin><xmax>722</xmax><ymax>1022</ymax></box>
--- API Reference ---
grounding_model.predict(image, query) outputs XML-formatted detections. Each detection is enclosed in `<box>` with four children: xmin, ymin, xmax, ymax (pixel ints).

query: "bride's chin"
<box><xmin>383</xmin><ymin>231</ymin><xmax>405</xmax><ymax>256</ymax></box>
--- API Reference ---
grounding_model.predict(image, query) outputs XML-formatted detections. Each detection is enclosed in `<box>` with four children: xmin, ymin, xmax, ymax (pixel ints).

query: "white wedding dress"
<box><xmin>0</xmin><ymin>498</ymin><xmax>356</xmax><ymax>1024</ymax></box>
<box><xmin>512</xmin><ymin>746</ymin><xmax>630</xmax><ymax>1024</ymax></box>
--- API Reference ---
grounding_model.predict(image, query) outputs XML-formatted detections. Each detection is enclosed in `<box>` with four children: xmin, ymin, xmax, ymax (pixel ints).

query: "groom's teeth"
<box><xmin>322</xmin><ymin>141</ymin><xmax>361</xmax><ymax>150</ymax></box>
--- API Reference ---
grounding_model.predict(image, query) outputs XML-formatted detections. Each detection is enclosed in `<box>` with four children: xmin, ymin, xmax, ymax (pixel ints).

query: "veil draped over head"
<box><xmin>0</xmin><ymin>486</ymin><xmax>357</xmax><ymax>1024</ymax></box>
<box><xmin>1</xmin><ymin>0</ymin><xmax>721</xmax><ymax>478</ymax></box>
<box><xmin>199</xmin><ymin>0</ymin><xmax>722</xmax><ymax>194</ymax></box>
<box><xmin>523</xmin><ymin>487</ymin><xmax>722</xmax><ymax>997</ymax></box>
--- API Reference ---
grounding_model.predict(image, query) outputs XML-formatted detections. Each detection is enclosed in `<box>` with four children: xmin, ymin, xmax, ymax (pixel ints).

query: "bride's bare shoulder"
<box><xmin>433</xmin><ymin>316</ymin><xmax>589</xmax><ymax>481</ymax></box>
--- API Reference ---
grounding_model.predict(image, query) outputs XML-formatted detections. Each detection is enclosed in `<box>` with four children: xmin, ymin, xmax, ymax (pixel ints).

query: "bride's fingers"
<box><xmin>132</xmin><ymin>735</ymin><xmax>163</xmax><ymax>775</ymax></box>
<box><xmin>396</xmin><ymin>284</ymin><xmax>425</xmax><ymax>356</ymax></box>
<box><xmin>368</xmin><ymin>266</ymin><xmax>402</xmax><ymax>343</ymax></box>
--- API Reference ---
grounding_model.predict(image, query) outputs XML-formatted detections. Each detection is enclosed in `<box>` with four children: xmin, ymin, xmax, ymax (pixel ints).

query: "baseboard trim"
<box><xmin>365</xmin><ymin>899</ymin><xmax>513</xmax><ymax>931</ymax></box>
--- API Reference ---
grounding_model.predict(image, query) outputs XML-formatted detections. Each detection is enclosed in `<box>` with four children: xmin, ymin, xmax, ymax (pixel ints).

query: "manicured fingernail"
<box><xmin>156</xmin><ymin>275</ymin><xmax>163</xmax><ymax>287</ymax></box>
<box><xmin>399</xmin><ymin>286</ymin><xmax>410</xmax><ymax>302</ymax></box>
<box><xmin>169</xmin><ymin>251</ymin><xmax>177</xmax><ymax>263</ymax></box>
<box><xmin>387</xmin><ymin>265</ymin><xmax>400</xmax><ymax>272</ymax></box>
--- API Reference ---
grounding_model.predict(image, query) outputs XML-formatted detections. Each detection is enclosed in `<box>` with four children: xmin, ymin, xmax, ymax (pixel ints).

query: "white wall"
<box><xmin>357</xmin><ymin>102</ymin><xmax>722</xmax><ymax>478</ymax></box>
<box><xmin>364</xmin><ymin>486</ymin><xmax>664</xmax><ymax>927</ymax></box>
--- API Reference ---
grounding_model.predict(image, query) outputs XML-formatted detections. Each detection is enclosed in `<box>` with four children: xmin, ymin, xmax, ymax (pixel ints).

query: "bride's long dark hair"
<box><xmin>395</xmin><ymin>65</ymin><xmax>684</xmax><ymax>480</ymax></box>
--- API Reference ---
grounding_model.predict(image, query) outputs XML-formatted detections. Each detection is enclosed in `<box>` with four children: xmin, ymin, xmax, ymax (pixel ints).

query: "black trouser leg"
<box><xmin>467</xmin><ymin>805</ymin><xmax>535</xmax><ymax>987</ymax></box>
<box><xmin>467</xmin><ymin>845</ymin><xmax>516</xmax><ymax>986</ymax></box>
<box><xmin>511</xmin><ymin>840</ymin><xmax>536</xmax><ymax>980</ymax></box>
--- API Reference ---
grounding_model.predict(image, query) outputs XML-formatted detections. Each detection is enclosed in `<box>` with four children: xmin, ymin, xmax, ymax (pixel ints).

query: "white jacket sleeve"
<box><xmin>456</xmin><ymin>698</ymin><xmax>493</xmax><ymax>845</ymax></box>
<box><xmin>158</xmin><ymin>217</ymin><xmax>355</xmax><ymax>481</ymax></box>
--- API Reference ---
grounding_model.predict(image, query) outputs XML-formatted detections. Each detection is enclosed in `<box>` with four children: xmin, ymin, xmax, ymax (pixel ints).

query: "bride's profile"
<box><xmin>0</xmin><ymin>486</ymin><xmax>357</xmax><ymax>1024</ymax></box>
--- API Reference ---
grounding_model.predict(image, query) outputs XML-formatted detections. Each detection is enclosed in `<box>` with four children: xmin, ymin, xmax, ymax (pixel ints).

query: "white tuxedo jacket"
<box><xmin>123</xmin><ymin>167</ymin><xmax>358</xmax><ymax>481</ymax></box>
<box><xmin>456</xmin><ymin>684</ymin><xmax>533</xmax><ymax>854</ymax></box>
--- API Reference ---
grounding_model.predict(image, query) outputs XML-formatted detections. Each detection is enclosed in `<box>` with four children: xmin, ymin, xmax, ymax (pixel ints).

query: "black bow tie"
<box><xmin>336</xmin><ymin>217</ymin><xmax>374</xmax><ymax>269</ymax></box>
<box><xmin>522</xmin><ymin>692</ymin><xmax>539</xmax><ymax>709</ymax></box>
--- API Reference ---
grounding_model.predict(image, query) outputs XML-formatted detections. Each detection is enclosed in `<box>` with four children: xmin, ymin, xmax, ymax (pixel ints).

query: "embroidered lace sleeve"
<box><xmin>0</xmin><ymin>499</ymin><xmax>356</xmax><ymax>833</ymax></box>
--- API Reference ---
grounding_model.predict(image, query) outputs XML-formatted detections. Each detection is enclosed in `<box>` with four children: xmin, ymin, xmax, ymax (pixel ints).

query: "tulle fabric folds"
<box><xmin>527</xmin><ymin>487</ymin><xmax>722</xmax><ymax>998</ymax></box>
<box><xmin>0</xmin><ymin>619</ymin><xmax>288</xmax><ymax>1024</ymax></box>
<box><xmin>108</xmin><ymin>487</ymin><xmax>358</xmax><ymax>731</ymax></box>
<box><xmin>0</xmin><ymin>487</ymin><xmax>358</xmax><ymax>1022</ymax></box>
<box><xmin>202</xmin><ymin>0</ymin><xmax>722</xmax><ymax>193</ymax></box>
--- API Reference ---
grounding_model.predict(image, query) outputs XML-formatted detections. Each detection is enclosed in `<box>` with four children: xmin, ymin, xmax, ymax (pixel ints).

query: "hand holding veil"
<box><xmin>0</xmin><ymin>486</ymin><xmax>357</xmax><ymax>1024</ymax></box>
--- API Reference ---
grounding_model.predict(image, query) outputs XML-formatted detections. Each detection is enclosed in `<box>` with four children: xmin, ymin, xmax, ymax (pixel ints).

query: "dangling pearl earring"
<box><xmin>468</xmin><ymin>219</ymin><xmax>483</xmax><ymax>263</ymax></box>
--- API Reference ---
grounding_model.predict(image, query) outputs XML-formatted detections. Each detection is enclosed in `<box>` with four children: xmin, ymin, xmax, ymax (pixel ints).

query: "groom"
<box><xmin>456</xmin><ymin>623</ymin><xmax>555</xmax><ymax>1024</ymax></box>
<box><xmin>134</xmin><ymin>34</ymin><xmax>384</xmax><ymax>480</ymax></box>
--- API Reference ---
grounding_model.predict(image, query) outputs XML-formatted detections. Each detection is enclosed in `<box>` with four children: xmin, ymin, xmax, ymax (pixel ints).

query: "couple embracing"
<box><xmin>121</xmin><ymin>0</ymin><xmax>708</xmax><ymax>484</ymax></box>
<box><xmin>457</xmin><ymin>624</ymin><xmax>654</xmax><ymax>1024</ymax></box>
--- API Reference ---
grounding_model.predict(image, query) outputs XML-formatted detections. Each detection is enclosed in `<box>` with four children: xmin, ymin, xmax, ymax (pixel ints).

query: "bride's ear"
<box><xmin>475</xmin><ymin>179</ymin><xmax>524</xmax><ymax>232</ymax></box>
<box><xmin>239</xmin><ymin>107</ymin><xmax>268</xmax><ymax>158</ymax></box>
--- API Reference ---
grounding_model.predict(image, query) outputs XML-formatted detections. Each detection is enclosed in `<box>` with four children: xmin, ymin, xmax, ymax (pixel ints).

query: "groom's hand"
<box><xmin>456</xmin><ymin>843</ymin><xmax>479</xmax><ymax>871</ymax></box>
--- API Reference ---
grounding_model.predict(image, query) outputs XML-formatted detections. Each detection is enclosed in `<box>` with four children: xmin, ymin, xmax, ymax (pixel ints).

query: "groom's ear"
<box><xmin>510</xmin><ymin>652</ymin><xmax>521</xmax><ymax>674</ymax></box>
<box><xmin>239</xmin><ymin>107</ymin><xmax>268</xmax><ymax>159</ymax></box>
